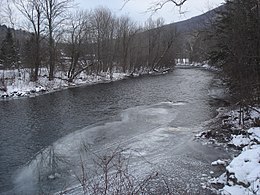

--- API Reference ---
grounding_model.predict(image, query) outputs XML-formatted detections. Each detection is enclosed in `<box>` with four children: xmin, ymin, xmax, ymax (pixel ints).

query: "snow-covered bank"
<box><xmin>0</xmin><ymin>68</ymin><xmax>165</xmax><ymax>100</ymax></box>
<box><xmin>176</xmin><ymin>62</ymin><xmax>220</xmax><ymax>71</ymax></box>
<box><xmin>211</xmin><ymin>131</ymin><xmax>260</xmax><ymax>195</ymax></box>
<box><xmin>222</xmin><ymin>144</ymin><xmax>260</xmax><ymax>195</ymax></box>
<box><xmin>197</xmin><ymin>107</ymin><xmax>260</xmax><ymax>195</ymax></box>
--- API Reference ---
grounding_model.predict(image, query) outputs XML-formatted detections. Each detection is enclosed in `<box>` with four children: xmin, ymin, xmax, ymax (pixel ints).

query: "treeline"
<box><xmin>0</xmin><ymin>0</ymin><xmax>178</xmax><ymax>82</ymax></box>
<box><xmin>209</xmin><ymin>0</ymin><xmax>260</xmax><ymax>105</ymax></box>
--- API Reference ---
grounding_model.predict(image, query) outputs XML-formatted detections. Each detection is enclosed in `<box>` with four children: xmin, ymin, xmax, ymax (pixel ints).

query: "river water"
<box><xmin>0</xmin><ymin>68</ymin><xmax>231</xmax><ymax>194</ymax></box>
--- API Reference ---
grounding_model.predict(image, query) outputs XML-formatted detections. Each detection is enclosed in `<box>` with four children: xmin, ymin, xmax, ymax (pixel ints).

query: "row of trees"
<box><xmin>209</xmin><ymin>0</ymin><xmax>260</xmax><ymax>105</ymax></box>
<box><xmin>0</xmin><ymin>0</ymin><xmax>74</xmax><ymax>81</ymax></box>
<box><xmin>0</xmin><ymin>0</ymin><xmax>180</xmax><ymax>82</ymax></box>
<box><xmin>62</xmin><ymin>9</ymin><xmax>177</xmax><ymax>82</ymax></box>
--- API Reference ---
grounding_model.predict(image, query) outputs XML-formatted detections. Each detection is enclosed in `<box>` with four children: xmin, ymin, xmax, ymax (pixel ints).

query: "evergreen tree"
<box><xmin>21</xmin><ymin>33</ymin><xmax>44</xmax><ymax>81</ymax></box>
<box><xmin>0</xmin><ymin>28</ymin><xmax>17</xmax><ymax>69</ymax></box>
<box><xmin>209</xmin><ymin>0</ymin><xmax>260</xmax><ymax>104</ymax></box>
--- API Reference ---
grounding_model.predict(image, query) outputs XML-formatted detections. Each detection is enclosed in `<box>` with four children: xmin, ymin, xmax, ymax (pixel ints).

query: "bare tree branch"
<box><xmin>122</xmin><ymin>0</ymin><xmax>187</xmax><ymax>12</ymax></box>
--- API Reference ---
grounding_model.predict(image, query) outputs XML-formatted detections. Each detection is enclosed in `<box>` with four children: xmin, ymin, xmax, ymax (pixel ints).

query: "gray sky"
<box><xmin>75</xmin><ymin>0</ymin><xmax>225</xmax><ymax>24</ymax></box>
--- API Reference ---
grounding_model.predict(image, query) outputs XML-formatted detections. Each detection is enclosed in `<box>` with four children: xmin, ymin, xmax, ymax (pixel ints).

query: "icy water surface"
<box><xmin>0</xmin><ymin>68</ymin><xmax>230</xmax><ymax>194</ymax></box>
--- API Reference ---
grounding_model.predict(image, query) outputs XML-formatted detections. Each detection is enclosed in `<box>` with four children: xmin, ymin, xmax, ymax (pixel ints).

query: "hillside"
<box><xmin>163</xmin><ymin>4</ymin><xmax>225</xmax><ymax>33</ymax></box>
<box><xmin>0</xmin><ymin>24</ymin><xmax>30</xmax><ymax>44</ymax></box>
<box><xmin>0</xmin><ymin>5</ymin><xmax>224</xmax><ymax>47</ymax></box>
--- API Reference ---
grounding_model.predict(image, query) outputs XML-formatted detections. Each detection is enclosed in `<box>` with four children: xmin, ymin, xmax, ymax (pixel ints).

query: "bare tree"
<box><xmin>72</xmin><ymin>146</ymin><xmax>159</xmax><ymax>195</ymax></box>
<box><xmin>90</xmin><ymin>7</ymin><xmax>117</xmax><ymax>74</ymax></box>
<box><xmin>0</xmin><ymin>0</ymin><xmax>4</xmax><ymax>24</ymax></box>
<box><xmin>64</xmin><ymin>10</ymin><xmax>92</xmax><ymax>82</ymax></box>
<box><xmin>116</xmin><ymin>15</ymin><xmax>139</xmax><ymax>73</ymax></box>
<box><xmin>3</xmin><ymin>2</ymin><xmax>17</xmax><ymax>29</ymax></box>
<box><xmin>123</xmin><ymin>0</ymin><xmax>187</xmax><ymax>12</ymax></box>
<box><xmin>144</xmin><ymin>18</ymin><xmax>165</xmax><ymax>69</ymax></box>
<box><xmin>14</xmin><ymin>0</ymin><xmax>44</xmax><ymax>81</ymax></box>
<box><xmin>41</xmin><ymin>0</ymin><xmax>73</xmax><ymax>80</ymax></box>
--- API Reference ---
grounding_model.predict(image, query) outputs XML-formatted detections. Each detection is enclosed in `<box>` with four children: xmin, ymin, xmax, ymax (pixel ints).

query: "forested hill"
<box><xmin>162</xmin><ymin>4</ymin><xmax>225</xmax><ymax>33</ymax></box>
<box><xmin>0</xmin><ymin>4</ymin><xmax>225</xmax><ymax>43</ymax></box>
<box><xmin>139</xmin><ymin>4</ymin><xmax>224</xmax><ymax>63</ymax></box>
<box><xmin>0</xmin><ymin>25</ymin><xmax>9</xmax><ymax>41</ymax></box>
<box><xmin>0</xmin><ymin>25</ymin><xmax>29</xmax><ymax>43</ymax></box>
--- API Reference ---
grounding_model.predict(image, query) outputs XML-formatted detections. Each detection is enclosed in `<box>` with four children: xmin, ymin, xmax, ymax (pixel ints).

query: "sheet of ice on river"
<box><xmin>13</xmin><ymin>101</ymin><xmax>187</xmax><ymax>193</ymax></box>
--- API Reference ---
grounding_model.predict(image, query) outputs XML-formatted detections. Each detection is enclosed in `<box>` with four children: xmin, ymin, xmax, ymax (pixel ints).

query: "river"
<box><xmin>0</xmin><ymin>67</ymin><xmax>231</xmax><ymax>194</ymax></box>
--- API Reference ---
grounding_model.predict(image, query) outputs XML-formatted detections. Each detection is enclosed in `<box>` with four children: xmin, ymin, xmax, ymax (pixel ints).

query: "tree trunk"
<box><xmin>49</xmin><ymin>30</ymin><xmax>55</xmax><ymax>81</ymax></box>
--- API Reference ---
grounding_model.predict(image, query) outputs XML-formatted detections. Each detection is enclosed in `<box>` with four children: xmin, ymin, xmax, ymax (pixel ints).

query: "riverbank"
<box><xmin>0</xmin><ymin>63</ymin><xmax>217</xmax><ymax>100</ymax></box>
<box><xmin>197</xmin><ymin>106</ymin><xmax>260</xmax><ymax>195</ymax></box>
<box><xmin>0</xmin><ymin>68</ymin><xmax>174</xmax><ymax>100</ymax></box>
<box><xmin>0</xmin><ymin>68</ymin><xmax>130</xmax><ymax>99</ymax></box>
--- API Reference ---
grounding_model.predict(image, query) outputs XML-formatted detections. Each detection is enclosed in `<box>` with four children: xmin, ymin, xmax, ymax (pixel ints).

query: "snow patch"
<box><xmin>177</xmin><ymin>62</ymin><xmax>220</xmax><ymax>71</ymax></box>
<box><xmin>211</xmin><ymin>159</ymin><xmax>228</xmax><ymax>166</ymax></box>
<box><xmin>226</xmin><ymin>145</ymin><xmax>260</xmax><ymax>186</ymax></box>
<box><xmin>207</xmin><ymin>107</ymin><xmax>260</xmax><ymax>195</ymax></box>
<box><xmin>249</xmin><ymin>127</ymin><xmax>260</xmax><ymax>142</ymax></box>
<box><xmin>221</xmin><ymin>185</ymin><xmax>252</xmax><ymax>195</ymax></box>
<box><xmin>228</xmin><ymin>135</ymin><xmax>251</xmax><ymax>147</ymax></box>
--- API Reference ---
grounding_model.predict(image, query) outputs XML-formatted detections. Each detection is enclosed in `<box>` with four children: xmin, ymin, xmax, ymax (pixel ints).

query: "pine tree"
<box><xmin>0</xmin><ymin>28</ymin><xmax>17</xmax><ymax>69</ymax></box>
<box><xmin>209</xmin><ymin>0</ymin><xmax>260</xmax><ymax>104</ymax></box>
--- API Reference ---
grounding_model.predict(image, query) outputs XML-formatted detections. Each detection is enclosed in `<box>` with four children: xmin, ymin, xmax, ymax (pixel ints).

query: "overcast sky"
<box><xmin>74</xmin><ymin>0</ymin><xmax>225</xmax><ymax>24</ymax></box>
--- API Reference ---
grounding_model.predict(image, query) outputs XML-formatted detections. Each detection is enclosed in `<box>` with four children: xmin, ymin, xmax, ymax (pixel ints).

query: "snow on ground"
<box><xmin>0</xmin><ymin>68</ymin><xmax>171</xmax><ymax>99</ymax></box>
<box><xmin>176</xmin><ymin>62</ymin><xmax>220</xmax><ymax>71</ymax></box>
<box><xmin>195</xmin><ymin>105</ymin><xmax>260</xmax><ymax>194</ymax></box>
<box><xmin>249</xmin><ymin>127</ymin><xmax>260</xmax><ymax>142</ymax></box>
<box><xmin>0</xmin><ymin>68</ymin><xmax>132</xmax><ymax>99</ymax></box>
<box><xmin>226</xmin><ymin>145</ymin><xmax>260</xmax><ymax>186</ymax></box>
<box><xmin>217</xmin><ymin>144</ymin><xmax>260</xmax><ymax>195</ymax></box>
<box><xmin>206</xmin><ymin>107</ymin><xmax>260</xmax><ymax>195</ymax></box>
<box><xmin>221</xmin><ymin>185</ymin><xmax>256</xmax><ymax>195</ymax></box>
<box><xmin>228</xmin><ymin>135</ymin><xmax>251</xmax><ymax>147</ymax></box>
<box><xmin>211</xmin><ymin>159</ymin><xmax>229</xmax><ymax>166</ymax></box>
